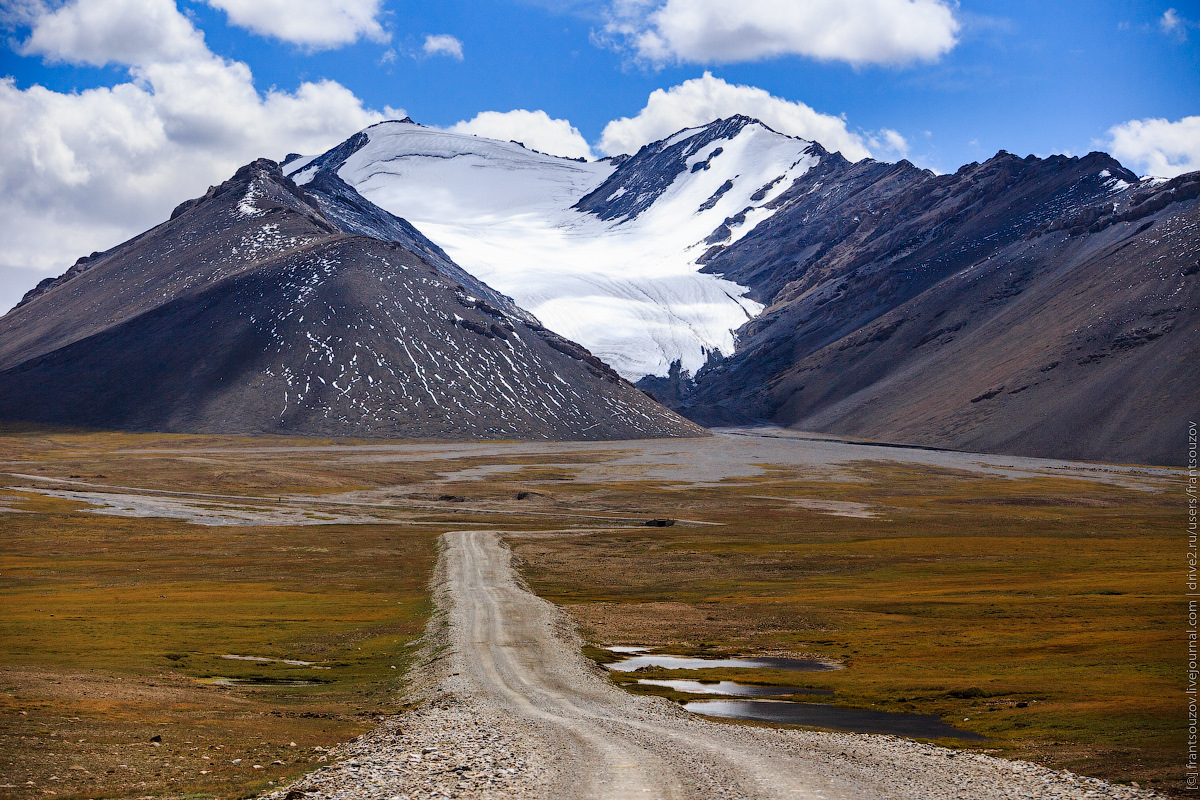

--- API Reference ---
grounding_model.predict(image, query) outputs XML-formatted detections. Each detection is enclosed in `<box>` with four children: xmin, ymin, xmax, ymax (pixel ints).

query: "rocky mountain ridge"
<box><xmin>648</xmin><ymin>144</ymin><xmax>1199</xmax><ymax>465</ymax></box>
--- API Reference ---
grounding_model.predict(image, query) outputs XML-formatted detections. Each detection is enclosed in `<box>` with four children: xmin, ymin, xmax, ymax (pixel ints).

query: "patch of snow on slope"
<box><xmin>237</xmin><ymin>184</ymin><xmax>265</xmax><ymax>217</ymax></box>
<box><xmin>330</xmin><ymin>121</ymin><xmax>814</xmax><ymax>379</ymax></box>
<box><xmin>291</xmin><ymin>164</ymin><xmax>320</xmax><ymax>186</ymax></box>
<box><xmin>1098</xmin><ymin>169</ymin><xmax>1131</xmax><ymax>193</ymax></box>
<box><xmin>664</xmin><ymin>126</ymin><xmax>706</xmax><ymax>149</ymax></box>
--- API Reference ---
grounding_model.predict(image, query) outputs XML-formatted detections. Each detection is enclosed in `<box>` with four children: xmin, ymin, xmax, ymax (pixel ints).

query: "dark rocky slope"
<box><xmin>0</xmin><ymin>160</ymin><xmax>705</xmax><ymax>440</ymax></box>
<box><xmin>645</xmin><ymin>145</ymin><xmax>1199</xmax><ymax>465</ymax></box>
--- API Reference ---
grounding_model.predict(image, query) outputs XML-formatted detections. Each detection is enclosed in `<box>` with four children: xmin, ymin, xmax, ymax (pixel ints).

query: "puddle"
<box><xmin>609</xmin><ymin>646</ymin><xmax>651</xmax><ymax>654</ymax></box>
<box><xmin>686</xmin><ymin>699</ymin><xmax>986</xmax><ymax>740</ymax></box>
<box><xmin>637</xmin><ymin>679</ymin><xmax>833</xmax><ymax>697</ymax></box>
<box><xmin>609</xmin><ymin>654</ymin><xmax>839</xmax><ymax>672</ymax></box>
<box><xmin>206</xmin><ymin>677</ymin><xmax>325</xmax><ymax>687</ymax></box>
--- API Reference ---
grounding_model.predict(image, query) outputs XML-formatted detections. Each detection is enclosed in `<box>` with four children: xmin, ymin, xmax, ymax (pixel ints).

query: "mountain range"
<box><xmin>1</xmin><ymin>116</ymin><xmax>1195</xmax><ymax>462</ymax></box>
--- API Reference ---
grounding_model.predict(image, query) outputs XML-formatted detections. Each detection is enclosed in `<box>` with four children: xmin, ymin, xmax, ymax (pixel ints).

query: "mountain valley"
<box><xmin>2</xmin><ymin>116</ymin><xmax>1195</xmax><ymax>463</ymax></box>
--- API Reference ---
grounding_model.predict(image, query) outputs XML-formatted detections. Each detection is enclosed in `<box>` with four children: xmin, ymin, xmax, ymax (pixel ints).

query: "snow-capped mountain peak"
<box><xmin>576</xmin><ymin>115</ymin><xmax>816</xmax><ymax>224</ymax></box>
<box><xmin>286</xmin><ymin>116</ymin><xmax>824</xmax><ymax>379</ymax></box>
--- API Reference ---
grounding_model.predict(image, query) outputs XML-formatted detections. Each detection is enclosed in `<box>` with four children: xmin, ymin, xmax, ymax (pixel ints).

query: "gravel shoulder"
<box><xmin>265</xmin><ymin>530</ymin><xmax>1165</xmax><ymax>800</ymax></box>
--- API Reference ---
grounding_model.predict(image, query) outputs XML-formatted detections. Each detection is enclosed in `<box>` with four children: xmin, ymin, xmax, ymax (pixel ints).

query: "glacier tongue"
<box><xmin>298</xmin><ymin>118</ymin><xmax>820</xmax><ymax>380</ymax></box>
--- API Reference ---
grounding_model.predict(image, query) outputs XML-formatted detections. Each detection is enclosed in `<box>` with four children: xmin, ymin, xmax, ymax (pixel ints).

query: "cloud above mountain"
<box><xmin>1107</xmin><ymin>115</ymin><xmax>1200</xmax><ymax>178</ymax></box>
<box><xmin>1</xmin><ymin>0</ymin><xmax>390</xmax><ymax>281</ymax></box>
<box><xmin>597</xmin><ymin>73</ymin><xmax>873</xmax><ymax>160</ymax></box>
<box><xmin>448</xmin><ymin>110</ymin><xmax>593</xmax><ymax>159</ymax></box>
<box><xmin>203</xmin><ymin>0</ymin><xmax>388</xmax><ymax>49</ymax></box>
<box><xmin>601</xmin><ymin>0</ymin><xmax>960</xmax><ymax>67</ymax></box>
<box><xmin>22</xmin><ymin>0</ymin><xmax>209</xmax><ymax>65</ymax></box>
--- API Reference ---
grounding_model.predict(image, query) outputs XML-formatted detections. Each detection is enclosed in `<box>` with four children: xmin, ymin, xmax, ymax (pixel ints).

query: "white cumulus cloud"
<box><xmin>1106</xmin><ymin>116</ymin><xmax>1200</xmax><ymax>178</ymax></box>
<box><xmin>22</xmin><ymin>0</ymin><xmax>209</xmax><ymax>65</ymax></box>
<box><xmin>603</xmin><ymin>0</ymin><xmax>960</xmax><ymax>67</ymax></box>
<box><xmin>1159</xmin><ymin>7</ymin><xmax>1197</xmax><ymax>39</ymax></box>
<box><xmin>1161</xmin><ymin>8</ymin><xmax>1181</xmax><ymax>33</ymax></box>
<box><xmin>596</xmin><ymin>72</ymin><xmax>872</xmax><ymax>160</ymax></box>
<box><xmin>1</xmin><ymin>0</ymin><xmax>390</xmax><ymax>290</ymax></box>
<box><xmin>203</xmin><ymin>0</ymin><xmax>388</xmax><ymax>48</ymax></box>
<box><xmin>867</xmin><ymin>128</ymin><xmax>909</xmax><ymax>160</ymax></box>
<box><xmin>422</xmin><ymin>33</ymin><xmax>464</xmax><ymax>60</ymax></box>
<box><xmin>448</xmin><ymin>110</ymin><xmax>594</xmax><ymax>159</ymax></box>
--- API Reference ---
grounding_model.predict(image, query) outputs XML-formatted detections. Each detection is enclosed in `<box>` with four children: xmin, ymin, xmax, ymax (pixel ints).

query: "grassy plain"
<box><xmin>0</xmin><ymin>427</ymin><xmax>1181</xmax><ymax>797</ymax></box>
<box><xmin>507</xmin><ymin>463</ymin><xmax>1179</xmax><ymax>794</ymax></box>
<box><xmin>0</xmin><ymin>429</ymin><xmax>446</xmax><ymax>800</ymax></box>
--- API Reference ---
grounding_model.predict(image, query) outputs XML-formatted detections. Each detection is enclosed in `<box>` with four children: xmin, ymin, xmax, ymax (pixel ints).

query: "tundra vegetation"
<box><xmin>0</xmin><ymin>427</ymin><xmax>1177</xmax><ymax>798</ymax></box>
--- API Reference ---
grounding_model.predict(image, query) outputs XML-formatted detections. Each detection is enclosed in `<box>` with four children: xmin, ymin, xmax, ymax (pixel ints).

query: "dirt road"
<box><xmin>449</xmin><ymin>528</ymin><xmax>852</xmax><ymax>799</ymax></box>
<box><xmin>268</xmin><ymin>530</ymin><xmax>1158</xmax><ymax>800</ymax></box>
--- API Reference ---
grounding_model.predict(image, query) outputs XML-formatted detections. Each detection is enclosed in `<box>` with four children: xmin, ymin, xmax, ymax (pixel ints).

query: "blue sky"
<box><xmin>1</xmin><ymin>0</ymin><xmax>1198</xmax><ymax>311</ymax></box>
<box><xmin>286</xmin><ymin>0</ymin><xmax>1199</xmax><ymax>170</ymax></box>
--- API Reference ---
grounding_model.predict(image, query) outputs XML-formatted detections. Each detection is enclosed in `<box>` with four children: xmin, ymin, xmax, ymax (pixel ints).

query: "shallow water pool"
<box><xmin>609</xmin><ymin>654</ymin><xmax>839</xmax><ymax>672</ymax></box>
<box><xmin>637</xmin><ymin>679</ymin><xmax>834</xmax><ymax>697</ymax></box>
<box><xmin>686</xmin><ymin>699</ymin><xmax>986</xmax><ymax>740</ymax></box>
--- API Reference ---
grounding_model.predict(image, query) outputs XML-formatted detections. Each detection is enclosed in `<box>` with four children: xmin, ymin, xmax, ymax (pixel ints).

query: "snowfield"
<box><xmin>290</xmin><ymin>119</ymin><xmax>821</xmax><ymax>379</ymax></box>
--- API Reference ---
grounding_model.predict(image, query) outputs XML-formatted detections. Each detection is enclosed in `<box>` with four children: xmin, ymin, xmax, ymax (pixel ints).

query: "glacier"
<box><xmin>288</xmin><ymin>118</ymin><xmax>822</xmax><ymax>380</ymax></box>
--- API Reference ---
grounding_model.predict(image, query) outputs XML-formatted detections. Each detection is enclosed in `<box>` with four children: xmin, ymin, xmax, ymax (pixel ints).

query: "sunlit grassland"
<box><xmin>0</xmin><ymin>492</ymin><xmax>436</xmax><ymax>800</ymax></box>
<box><xmin>0</xmin><ymin>424</ymin><xmax>620</xmax><ymax>502</ymax></box>
<box><xmin>509</xmin><ymin>465</ymin><xmax>1178</xmax><ymax>793</ymax></box>
<box><xmin>0</xmin><ymin>426</ymin><xmax>1182</xmax><ymax>797</ymax></box>
<box><xmin>0</xmin><ymin>426</ymin><xmax>632</xmax><ymax>800</ymax></box>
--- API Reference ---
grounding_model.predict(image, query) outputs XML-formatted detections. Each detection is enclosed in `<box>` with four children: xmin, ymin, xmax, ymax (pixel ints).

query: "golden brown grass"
<box><xmin>0</xmin><ymin>427</ymin><xmax>635</xmax><ymax>800</ymax></box>
<box><xmin>0</xmin><ymin>431</ymin><xmax>441</xmax><ymax>800</ymax></box>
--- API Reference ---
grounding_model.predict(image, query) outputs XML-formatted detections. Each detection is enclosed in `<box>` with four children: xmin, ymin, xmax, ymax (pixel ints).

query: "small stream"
<box><xmin>206</xmin><ymin>677</ymin><xmax>325</xmax><ymax>687</ymax></box>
